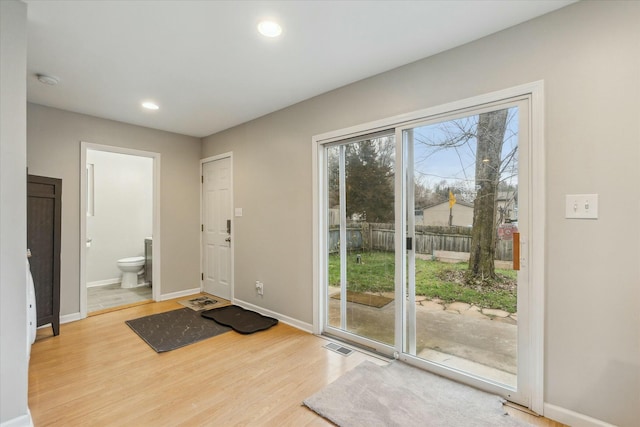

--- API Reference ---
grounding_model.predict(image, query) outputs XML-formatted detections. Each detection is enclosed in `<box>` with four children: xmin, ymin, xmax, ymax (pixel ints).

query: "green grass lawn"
<box><xmin>328</xmin><ymin>251</ymin><xmax>517</xmax><ymax>313</ymax></box>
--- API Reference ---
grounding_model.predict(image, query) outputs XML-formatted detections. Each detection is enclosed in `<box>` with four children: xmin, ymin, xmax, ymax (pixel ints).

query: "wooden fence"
<box><xmin>329</xmin><ymin>222</ymin><xmax>513</xmax><ymax>261</ymax></box>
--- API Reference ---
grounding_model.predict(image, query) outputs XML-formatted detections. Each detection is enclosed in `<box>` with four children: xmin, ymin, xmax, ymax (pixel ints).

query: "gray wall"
<box><xmin>86</xmin><ymin>150</ymin><xmax>153</xmax><ymax>284</ymax></box>
<box><xmin>27</xmin><ymin>104</ymin><xmax>202</xmax><ymax>315</ymax></box>
<box><xmin>0</xmin><ymin>1</ymin><xmax>29</xmax><ymax>424</ymax></box>
<box><xmin>202</xmin><ymin>2</ymin><xmax>640</xmax><ymax>426</ymax></box>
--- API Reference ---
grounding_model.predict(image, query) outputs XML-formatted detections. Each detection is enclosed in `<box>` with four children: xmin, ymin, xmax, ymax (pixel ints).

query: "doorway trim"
<box><xmin>312</xmin><ymin>81</ymin><xmax>545</xmax><ymax>413</ymax></box>
<box><xmin>200</xmin><ymin>152</ymin><xmax>234</xmax><ymax>301</ymax></box>
<box><xmin>80</xmin><ymin>142</ymin><xmax>161</xmax><ymax>318</ymax></box>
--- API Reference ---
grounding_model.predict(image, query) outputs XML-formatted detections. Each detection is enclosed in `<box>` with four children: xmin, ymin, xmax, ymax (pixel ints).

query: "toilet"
<box><xmin>117</xmin><ymin>256</ymin><xmax>145</xmax><ymax>288</ymax></box>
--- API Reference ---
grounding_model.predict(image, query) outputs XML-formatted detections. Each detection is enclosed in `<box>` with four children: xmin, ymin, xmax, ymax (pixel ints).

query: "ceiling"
<box><xmin>25</xmin><ymin>0</ymin><xmax>575</xmax><ymax>138</ymax></box>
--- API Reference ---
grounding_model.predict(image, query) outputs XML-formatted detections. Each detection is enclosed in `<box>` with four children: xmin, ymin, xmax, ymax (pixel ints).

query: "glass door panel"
<box><xmin>325</xmin><ymin>134</ymin><xmax>396</xmax><ymax>351</ymax></box>
<box><xmin>403</xmin><ymin>101</ymin><xmax>528</xmax><ymax>402</ymax></box>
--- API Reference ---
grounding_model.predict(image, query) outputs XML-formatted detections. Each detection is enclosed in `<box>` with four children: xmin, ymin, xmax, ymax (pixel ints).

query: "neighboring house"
<box><xmin>420</xmin><ymin>200</ymin><xmax>474</xmax><ymax>227</ymax></box>
<box><xmin>328</xmin><ymin>208</ymin><xmax>365</xmax><ymax>226</ymax></box>
<box><xmin>421</xmin><ymin>190</ymin><xmax>517</xmax><ymax>228</ymax></box>
<box><xmin>496</xmin><ymin>190</ymin><xmax>518</xmax><ymax>224</ymax></box>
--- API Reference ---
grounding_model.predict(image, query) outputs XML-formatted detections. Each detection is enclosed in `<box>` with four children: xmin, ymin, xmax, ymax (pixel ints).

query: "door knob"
<box><xmin>225</xmin><ymin>237</ymin><xmax>231</xmax><ymax>242</ymax></box>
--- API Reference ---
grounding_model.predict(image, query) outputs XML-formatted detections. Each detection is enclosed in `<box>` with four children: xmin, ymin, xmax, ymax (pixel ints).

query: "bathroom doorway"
<box><xmin>80</xmin><ymin>143</ymin><xmax>161</xmax><ymax>317</ymax></box>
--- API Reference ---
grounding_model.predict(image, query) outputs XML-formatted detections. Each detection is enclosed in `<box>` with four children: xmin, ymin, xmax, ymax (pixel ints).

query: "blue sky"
<box><xmin>410</xmin><ymin>107</ymin><xmax>519</xmax><ymax>193</ymax></box>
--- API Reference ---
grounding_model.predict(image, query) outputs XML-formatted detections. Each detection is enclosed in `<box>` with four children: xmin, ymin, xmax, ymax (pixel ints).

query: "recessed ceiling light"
<box><xmin>36</xmin><ymin>74</ymin><xmax>59</xmax><ymax>85</ymax></box>
<box><xmin>257</xmin><ymin>20</ymin><xmax>282</xmax><ymax>38</ymax></box>
<box><xmin>142</xmin><ymin>101</ymin><xmax>159</xmax><ymax>110</ymax></box>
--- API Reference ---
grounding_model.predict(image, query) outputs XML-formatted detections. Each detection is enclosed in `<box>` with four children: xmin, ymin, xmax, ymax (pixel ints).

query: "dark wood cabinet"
<box><xmin>27</xmin><ymin>175</ymin><xmax>61</xmax><ymax>336</ymax></box>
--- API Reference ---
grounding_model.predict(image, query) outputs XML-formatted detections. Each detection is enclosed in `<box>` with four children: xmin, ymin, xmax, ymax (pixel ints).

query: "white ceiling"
<box><xmin>25</xmin><ymin>0</ymin><xmax>574</xmax><ymax>138</ymax></box>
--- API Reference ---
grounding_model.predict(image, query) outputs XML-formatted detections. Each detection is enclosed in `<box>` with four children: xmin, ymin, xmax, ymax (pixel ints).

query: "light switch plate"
<box><xmin>565</xmin><ymin>194</ymin><xmax>598</xmax><ymax>219</ymax></box>
<box><xmin>234</xmin><ymin>208</ymin><xmax>243</xmax><ymax>217</ymax></box>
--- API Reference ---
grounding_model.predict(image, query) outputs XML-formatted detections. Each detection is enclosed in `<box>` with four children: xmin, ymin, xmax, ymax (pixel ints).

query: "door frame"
<box><xmin>200</xmin><ymin>152</ymin><xmax>234</xmax><ymax>301</ymax></box>
<box><xmin>80</xmin><ymin>142</ymin><xmax>161</xmax><ymax>318</ymax></box>
<box><xmin>312</xmin><ymin>81</ymin><xmax>545</xmax><ymax>413</ymax></box>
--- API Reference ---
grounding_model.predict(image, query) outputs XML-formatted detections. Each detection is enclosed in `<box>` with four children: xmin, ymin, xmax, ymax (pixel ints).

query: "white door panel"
<box><xmin>202</xmin><ymin>157</ymin><xmax>232</xmax><ymax>300</ymax></box>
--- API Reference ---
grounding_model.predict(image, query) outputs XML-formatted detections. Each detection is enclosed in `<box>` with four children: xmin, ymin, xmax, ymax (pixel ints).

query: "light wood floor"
<box><xmin>29</xmin><ymin>296</ymin><xmax>565</xmax><ymax>426</ymax></box>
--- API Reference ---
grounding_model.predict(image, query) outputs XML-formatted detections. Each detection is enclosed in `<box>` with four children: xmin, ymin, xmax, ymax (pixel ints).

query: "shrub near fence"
<box><xmin>329</xmin><ymin>222</ymin><xmax>513</xmax><ymax>261</ymax></box>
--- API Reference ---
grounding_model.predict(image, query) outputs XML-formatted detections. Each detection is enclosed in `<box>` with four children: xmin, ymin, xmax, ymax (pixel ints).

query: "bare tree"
<box><xmin>413</xmin><ymin>107</ymin><xmax>516</xmax><ymax>282</ymax></box>
<box><xmin>468</xmin><ymin>110</ymin><xmax>508</xmax><ymax>279</ymax></box>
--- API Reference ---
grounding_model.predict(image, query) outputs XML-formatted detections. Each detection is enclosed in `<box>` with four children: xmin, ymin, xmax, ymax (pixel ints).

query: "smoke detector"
<box><xmin>36</xmin><ymin>74</ymin><xmax>59</xmax><ymax>85</ymax></box>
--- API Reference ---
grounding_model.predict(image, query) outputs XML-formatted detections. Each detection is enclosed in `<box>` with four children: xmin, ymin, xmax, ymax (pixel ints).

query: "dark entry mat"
<box><xmin>125</xmin><ymin>308</ymin><xmax>232</xmax><ymax>352</ymax></box>
<box><xmin>201</xmin><ymin>305</ymin><xmax>278</xmax><ymax>334</ymax></box>
<box><xmin>331</xmin><ymin>290</ymin><xmax>394</xmax><ymax>308</ymax></box>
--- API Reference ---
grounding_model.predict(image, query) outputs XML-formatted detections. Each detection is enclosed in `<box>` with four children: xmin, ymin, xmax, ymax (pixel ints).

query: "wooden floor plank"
<box><xmin>29</xmin><ymin>296</ymin><xmax>565</xmax><ymax>426</ymax></box>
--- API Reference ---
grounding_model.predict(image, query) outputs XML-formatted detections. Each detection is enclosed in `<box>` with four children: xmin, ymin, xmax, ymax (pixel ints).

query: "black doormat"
<box><xmin>126</xmin><ymin>308</ymin><xmax>232</xmax><ymax>353</ymax></box>
<box><xmin>201</xmin><ymin>305</ymin><xmax>278</xmax><ymax>334</ymax></box>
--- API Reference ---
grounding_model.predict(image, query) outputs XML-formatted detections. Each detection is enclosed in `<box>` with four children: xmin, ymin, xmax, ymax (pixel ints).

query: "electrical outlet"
<box><xmin>255</xmin><ymin>281</ymin><xmax>264</xmax><ymax>296</ymax></box>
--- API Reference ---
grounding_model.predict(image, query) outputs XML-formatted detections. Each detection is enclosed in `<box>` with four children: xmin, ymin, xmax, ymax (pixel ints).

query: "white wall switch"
<box><xmin>565</xmin><ymin>194</ymin><xmax>598</xmax><ymax>219</ymax></box>
<box><xmin>235</xmin><ymin>208</ymin><xmax>243</xmax><ymax>217</ymax></box>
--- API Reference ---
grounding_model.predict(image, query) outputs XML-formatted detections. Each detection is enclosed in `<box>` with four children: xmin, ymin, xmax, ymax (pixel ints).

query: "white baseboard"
<box><xmin>159</xmin><ymin>288</ymin><xmax>201</xmax><ymax>301</ymax></box>
<box><xmin>36</xmin><ymin>312</ymin><xmax>83</xmax><ymax>329</ymax></box>
<box><xmin>43</xmin><ymin>289</ymin><xmax>201</xmax><ymax>328</ymax></box>
<box><xmin>544</xmin><ymin>403</ymin><xmax>617</xmax><ymax>427</ymax></box>
<box><xmin>40</xmin><ymin>293</ymin><xmax>312</xmax><ymax>334</ymax></box>
<box><xmin>86</xmin><ymin>278</ymin><xmax>120</xmax><ymax>288</ymax></box>
<box><xmin>233</xmin><ymin>298</ymin><xmax>313</xmax><ymax>333</ymax></box>
<box><xmin>35</xmin><ymin>312</ymin><xmax>83</xmax><ymax>332</ymax></box>
<box><xmin>0</xmin><ymin>411</ymin><xmax>33</xmax><ymax>427</ymax></box>
<box><xmin>60</xmin><ymin>312</ymin><xmax>83</xmax><ymax>324</ymax></box>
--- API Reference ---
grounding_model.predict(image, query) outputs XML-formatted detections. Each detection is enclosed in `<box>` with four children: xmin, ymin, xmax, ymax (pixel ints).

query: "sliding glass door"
<box><xmin>317</xmin><ymin>90</ymin><xmax>538</xmax><ymax>409</ymax></box>
<box><xmin>324</xmin><ymin>132</ymin><xmax>397</xmax><ymax>354</ymax></box>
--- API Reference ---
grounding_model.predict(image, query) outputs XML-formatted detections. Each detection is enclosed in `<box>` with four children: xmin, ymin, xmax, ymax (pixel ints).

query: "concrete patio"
<box><xmin>328</xmin><ymin>288</ymin><xmax>517</xmax><ymax>387</ymax></box>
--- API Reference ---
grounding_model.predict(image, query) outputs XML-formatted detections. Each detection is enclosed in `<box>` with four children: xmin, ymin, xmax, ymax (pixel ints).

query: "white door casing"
<box><xmin>202</xmin><ymin>155</ymin><xmax>233</xmax><ymax>300</ymax></box>
<box><xmin>80</xmin><ymin>142</ymin><xmax>161</xmax><ymax>319</ymax></box>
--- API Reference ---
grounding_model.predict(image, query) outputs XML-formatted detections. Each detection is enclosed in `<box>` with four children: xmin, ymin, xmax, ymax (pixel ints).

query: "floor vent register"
<box><xmin>324</xmin><ymin>342</ymin><xmax>354</xmax><ymax>356</ymax></box>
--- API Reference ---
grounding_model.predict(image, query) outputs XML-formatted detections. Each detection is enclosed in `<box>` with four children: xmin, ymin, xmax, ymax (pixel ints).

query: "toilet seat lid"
<box><xmin>118</xmin><ymin>256</ymin><xmax>145</xmax><ymax>264</ymax></box>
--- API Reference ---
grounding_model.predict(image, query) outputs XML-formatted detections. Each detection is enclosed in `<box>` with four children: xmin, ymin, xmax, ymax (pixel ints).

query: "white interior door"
<box><xmin>202</xmin><ymin>156</ymin><xmax>232</xmax><ymax>300</ymax></box>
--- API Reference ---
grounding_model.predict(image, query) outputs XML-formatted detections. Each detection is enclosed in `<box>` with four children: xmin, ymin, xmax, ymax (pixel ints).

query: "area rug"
<box><xmin>201</xmin><ymin>305</ymin><xmax>278</xmax><ymax>334</ymax></box>
<box><xmin>331</xmin><ymin>290</ymin><xmax>393</xmax><ymax>308</ymax></box>
<box><xmin>125</xmin><ymin>308</ymin><xmax>231</xmax><ymax>352</ymax></box>
<box><xmin>178</xmin><ymin>295</ymin><xmax>226</xmax><ymax>311</ymax></box>
<box><xmin>303</xmin><ymin>361</ymin><xmax>533</xmax><ymax>427</ymax></box>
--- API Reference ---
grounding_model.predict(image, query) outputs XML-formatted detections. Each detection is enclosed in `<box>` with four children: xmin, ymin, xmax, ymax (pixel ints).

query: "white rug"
<box><xmin>303</xmin><ymin>361</ymin><xmax>533</xmax><ymax>427</ymax></box>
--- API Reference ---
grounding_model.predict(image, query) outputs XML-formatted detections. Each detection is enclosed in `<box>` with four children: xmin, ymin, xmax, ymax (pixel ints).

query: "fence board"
<box><xmin>330</xmin><ymin>222</ymin><xmax>513</xmax><ymax>261</ymax></box>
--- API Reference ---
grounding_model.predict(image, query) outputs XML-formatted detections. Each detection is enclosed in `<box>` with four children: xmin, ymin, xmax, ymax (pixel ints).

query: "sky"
<box><xmin>410</xmin><ymin>106</ymin><xmax>519</xmax><ymax>194</ymax></box>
